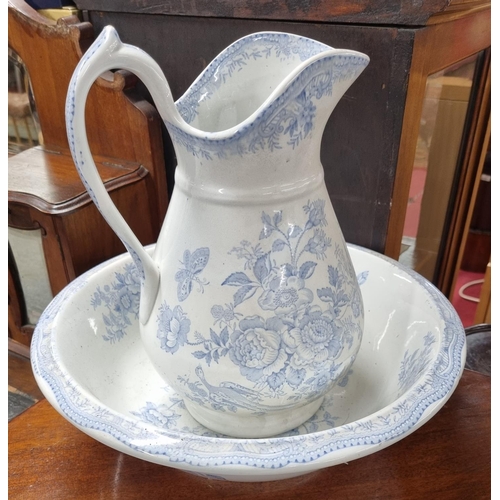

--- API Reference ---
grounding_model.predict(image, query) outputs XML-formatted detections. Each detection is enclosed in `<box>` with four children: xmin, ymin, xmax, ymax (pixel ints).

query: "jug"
<box><xmin>66</xmin><ymin>26</ymin><xmax>369</xmax><ymax>438</ymax></box>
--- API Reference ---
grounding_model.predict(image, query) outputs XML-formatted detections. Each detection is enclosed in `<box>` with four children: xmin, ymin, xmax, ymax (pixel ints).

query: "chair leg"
<box><xmin>8</xmin><ymin>243</ymin><xmax>35</xmax><ymax>354</ymax></box>
<box><xmin>23</xmin><ymin>116</ymin><xmax>34</xmax><ymax>146</ymax></box>
<box><xmin>10</xmin><ymin>116</ymin><xmax>22</xmax><ymax>144</ymax></box>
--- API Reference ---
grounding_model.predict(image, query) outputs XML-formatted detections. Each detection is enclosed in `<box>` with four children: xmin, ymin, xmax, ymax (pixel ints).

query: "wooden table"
<box><xmin>9</xmin><ymin>369</ymin><xmax>490</xmax><ymax>499</ymax></box>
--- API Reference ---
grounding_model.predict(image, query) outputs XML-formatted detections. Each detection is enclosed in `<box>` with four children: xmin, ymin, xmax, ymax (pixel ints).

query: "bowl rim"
<box><xmin>31</xmin><ymin>244</ymin><xmax>466</xmax><ymax>473</ymax></box>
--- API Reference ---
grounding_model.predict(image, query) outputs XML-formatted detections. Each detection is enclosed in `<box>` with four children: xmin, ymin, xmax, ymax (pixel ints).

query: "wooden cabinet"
<box><xmin>74</xmin><ymin>1</ymin><xmax>490</xmax><ymax>298</ymax></box>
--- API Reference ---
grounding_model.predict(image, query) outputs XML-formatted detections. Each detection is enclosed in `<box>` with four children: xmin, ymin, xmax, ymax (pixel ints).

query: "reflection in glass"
<box><xmin>9</xmin><ymin>227</ymin><xmax>53</xmax><ymax>325</ymax></box>
<box><xmin>399</xmin><ymin>55</ymin><xmax>479</xmax><ymax>282</ymax></box>
<box><xmin>8</xmin><ymin>48</ymin><xmax>40</xmax><ymax>155</ymax></box>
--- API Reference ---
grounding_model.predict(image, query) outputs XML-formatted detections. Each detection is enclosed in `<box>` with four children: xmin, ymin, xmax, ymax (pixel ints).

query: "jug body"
<box><xmin>147</xmin><ymin>181</ymin><xmax>364</xmax><ymax>437</ymax></box>
<box><xmin>66</xmin><ymin>27</ymin><xmax>369</xmax><ymax>438</ymax></box>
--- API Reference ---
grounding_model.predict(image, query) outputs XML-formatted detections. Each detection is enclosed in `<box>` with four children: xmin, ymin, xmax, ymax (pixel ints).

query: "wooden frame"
<box><xmin>8</xmin><ymin>244</ymin><xmax>32</xmax><ymax>358</ymax></box>
<box><xmin>75</xmin><ymin>0</ymin><xmax>489</xmax><ymax>26</ymax></box>
<box><xmin>474</xmin><ymin>260</ymin><xmax>491</xmax><ymax>324</ymax></box>
<box><xmin>440</xmin><ymin>69</ymin><xmax>490</xmax><ymax>296</ymax></box>
<box><xmin>384</xmin><ymin>8</ymin><xmax>491</xmax><ymax>297</ymax></box>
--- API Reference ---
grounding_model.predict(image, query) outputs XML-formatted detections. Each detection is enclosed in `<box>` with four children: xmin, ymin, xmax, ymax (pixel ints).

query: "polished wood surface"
<box><xmin>8</xmin><ymin>369</ymin><xmax>490</xmax><ymax>499</ymax></box>
<box><xmin>8</xmin><ymin>351</ymin><xmax>45</xmax><ymax>402</ymax></box>
<box><xmin>8</xmin><ymin>147</ymin><xmax>147</xmax><ymax>214</ymax></box>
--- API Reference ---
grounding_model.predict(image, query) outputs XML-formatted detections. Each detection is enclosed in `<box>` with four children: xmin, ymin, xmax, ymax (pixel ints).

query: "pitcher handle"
<box><xmin>65</xmin><ymin>26</ymin><xmax>179</xmax><ymax>324</ymax></box>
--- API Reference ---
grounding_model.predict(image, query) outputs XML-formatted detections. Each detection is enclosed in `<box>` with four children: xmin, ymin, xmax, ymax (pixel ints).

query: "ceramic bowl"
<box><xmin>31</xmin><ymin>244</ymin><xmax>465</xmax><ymax>482</ymax></box>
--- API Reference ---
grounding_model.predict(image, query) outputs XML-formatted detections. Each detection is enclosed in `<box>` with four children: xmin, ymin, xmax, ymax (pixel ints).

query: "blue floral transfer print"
<box><xmin>177</xmin><ymin>33</ymin><xmax>332</xmax><ymax>125</ymax></box>
<box><xmin>131</xmin><ymin>401</ymin><xmax>182</xmax><ymax>430</ymax></box>
<box><xmin>284</xmin><ymin>309</ymin><xmax>342</xmax><ymax>368</ymax></box>
<box><xmin>398</xmin><ymin>331</ymin><xmax>437</xmax><ymax>395</ymax></box>
<box><xmin>130</xmin><ymin>385</ymin><xmax>342</xmax><ymax>439</ymax></box>
<box><xmin>171</xmin><ymin>33</ymin><xmax>368</xmax><ymax>159</ymax></box>
<box><xmin>90</xmin><ymin>263</ymin><xmax>141</xmax><ymax>343</ymax></box>
<box><xmin>156</xmin><ymin>303</ymin><xmax>191</xmax><ymax>354</ymax></box>
<box><xmin>228</xmin><ymin>316</ymin><xmax>288</xmax><ymax>384</ymax></box>
<box><xmin>259</xmin><ymin>276</ymin><xmax>313</xmax><ymax>314</ymax></box>
<box><xmin>156</xmin><ymin>198</ymin><xmax>364</xmax><ymax>412</ymax></box>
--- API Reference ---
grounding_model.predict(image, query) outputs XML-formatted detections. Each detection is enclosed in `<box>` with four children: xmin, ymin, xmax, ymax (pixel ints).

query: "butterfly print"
<box><xmin>175</xmin><ymin>247</ymin><xmax>210</xmax><ymax>301</ymax></box>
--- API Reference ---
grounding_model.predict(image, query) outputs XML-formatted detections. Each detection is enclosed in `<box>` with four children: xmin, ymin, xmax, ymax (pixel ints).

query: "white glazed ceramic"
<box><xmin>31</xmin><ymin>245</ymin><xmax>466</xmax><ymax>482</ymax></box>
<box><xmin>65</xmin><ymin>27</ymin><xmax>370</xmax><ymax>437</ymax></box>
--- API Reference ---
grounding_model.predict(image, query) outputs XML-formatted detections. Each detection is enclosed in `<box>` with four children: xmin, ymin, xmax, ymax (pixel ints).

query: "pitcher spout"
<box><xmin>168</xmin><ymin>33</ymin><xmax>369</xmax><ymax>202</ymax></box>
<box><xmin>174</xmin><ymin>33</ymin><xmax>369</xmax><ymax>139</ymax></box>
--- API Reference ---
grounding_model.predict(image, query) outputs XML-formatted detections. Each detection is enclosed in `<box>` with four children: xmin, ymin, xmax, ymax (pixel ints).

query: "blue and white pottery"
<box><xmin>65</xmin><ymin>26</ymin><xmax>369</xmax><ymax>437</ymax></box>
<box><xmin>30</xmin><ymin>245</ymin><xmax>466</xmax><ymax>482</ymax></box>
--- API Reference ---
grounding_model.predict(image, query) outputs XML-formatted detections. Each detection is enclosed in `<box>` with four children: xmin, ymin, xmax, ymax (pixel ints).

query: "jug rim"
<box><xmin>172</xmin><ymin>31</ymin><xmax>370</xmax><ymax>141</ymax></box>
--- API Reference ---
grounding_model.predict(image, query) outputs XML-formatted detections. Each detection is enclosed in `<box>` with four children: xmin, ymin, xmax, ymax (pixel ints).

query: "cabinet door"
<box><xmin>399</xmin><ymin>54</ymin><xmax>480</xmax><ymax>283</ymax></box>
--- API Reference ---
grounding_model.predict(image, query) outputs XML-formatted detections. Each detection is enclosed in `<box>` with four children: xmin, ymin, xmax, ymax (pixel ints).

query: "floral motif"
<box><xmin>304</xmin><ymin>199</ymin><xmax>328</xmax><ymax>228</ymax></box>
<box><xmin>229</xmin><ymin>316</ymin><xmax>288</xmax><ymax>383</ymax></box>
<box><xmin>258</xmin><ymin>275</ymin><xmax>313</xmax><ymax>314</ymax></box>
<box><xmin>398</xmin><ymin>331</ymin><xmax>437</xmax><ymax>395</ymax></box>
<box><xmin>157</xmin><ymin>303</ymin><xmax>191</xmax><ymax>354</ymax></box>
<box><xmin>90</xmin><ymin>263</ymin><xmax>141</xmax><ymax>343</ymax></box>
<box><xmin>131</xmin><ymin>401</ymin><xmax>182</xmax><ymax>430</ymax></box>
<box><xmin>284</xmin><ymin>308</ymin><xmax>341</xmax><ymax>368</ymax></box>
<box><xmin>304</xmin><ymin>229</ymin><xmax>332</xmax><ymax>260</ymax></box>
